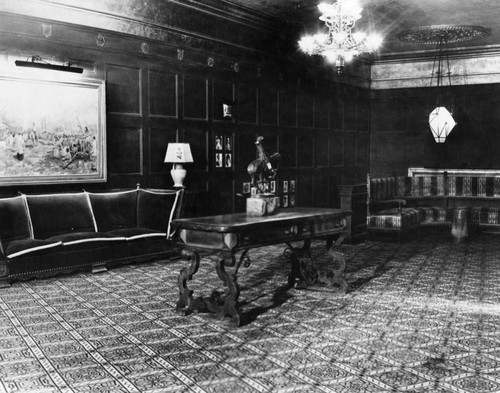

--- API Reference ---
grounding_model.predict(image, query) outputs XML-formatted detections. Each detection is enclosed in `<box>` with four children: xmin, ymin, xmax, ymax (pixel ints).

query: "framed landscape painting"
<box><xmin>0</xmin><ymin>75</ymin><xmax>106</xmax><ymax>185</ymax></box>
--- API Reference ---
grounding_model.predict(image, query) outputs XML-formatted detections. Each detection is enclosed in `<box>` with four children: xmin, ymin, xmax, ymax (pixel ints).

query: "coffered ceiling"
<box><xmin>225</xmin><ymin>0</ymin><xmax>500</xmax><ymax>60</ymax></box>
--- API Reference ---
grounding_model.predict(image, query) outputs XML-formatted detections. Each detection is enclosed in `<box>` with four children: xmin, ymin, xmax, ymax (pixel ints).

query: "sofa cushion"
<box><xmin>24</xmin><ymin>192</ymin><xmax>96</xmax><ymax>239</ymax></box>
<box><xmin>107</xmin><ymin>228</ymin><xmax>167</xmax><ymax>241</ymax></box>
<box><xmin>0</xmin><ymin>196</ymin><xmax>32</xmax><ymax>250</ymax></box>
<box><xmin>418</xmin><ymin>206</ymin><xmax>453</xmax><ymax>224</ymax></box>
<box><xmin>87</xmin><ymin>189</ymin><xmax>138</xmax><ymax>232</ymax></box>
<box><xmin>367</xmin><ymin>208</ymin><xmax>421</xmax><ymax>230</ymax></box>
<box><xmin>5</xmin><ymin>239</ymin><xmax>62</xmax><ymax>259</ymax></box>
<box><xmin>471</xmin><ymin>207</ymin><xmax>500</xmax><ymax>225</ymax></box>
<box><xmin>137</xmin><ymin>188</ymin><xmax>182</xmax><ymax>238</ymax></box>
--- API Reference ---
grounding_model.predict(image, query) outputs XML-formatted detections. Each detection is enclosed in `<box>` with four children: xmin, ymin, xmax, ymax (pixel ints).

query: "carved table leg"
<box><xmin>325</xmin><ymin>235</ymin><xmax>348</xmax><ymax>293</ymax></box>
<box><xmin>215</xmin><ymin>252</ymin><xmax>241</xmax><ymax>327</ymax></box>
<box><xmin>176</xmin><ymin>249</ymin><xmax>200</xmax><ymax>315</ymax></box>
<box><xmin>285</xmin><ymin>239</ymin><xmax>315</xmax><ymax>288</ymax></box>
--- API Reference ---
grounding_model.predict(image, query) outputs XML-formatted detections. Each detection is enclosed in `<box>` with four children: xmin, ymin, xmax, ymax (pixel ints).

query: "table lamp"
<box><xmin>164</xmin><ymin>143</ymin><xmax>193</xmax><ymax>187</ymax></box>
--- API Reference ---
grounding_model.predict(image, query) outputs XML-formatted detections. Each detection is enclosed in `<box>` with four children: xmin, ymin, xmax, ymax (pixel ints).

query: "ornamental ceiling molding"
<box><xmin>371</xmin><ymin>52</ymin><xmax>500</xmax><ymax>90</ymax></box>
<box><xmin>0</xmin><ymin>0</ymin><xmax>274</xmax><ymax>57</ymax></box>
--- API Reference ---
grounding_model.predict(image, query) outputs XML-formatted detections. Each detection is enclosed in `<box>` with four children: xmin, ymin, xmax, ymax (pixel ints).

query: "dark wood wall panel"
<box><xmin>261</xmin><ymin>87</ymin><xmax>278</xmax><ymax>125</ymax></box>
<box><xmin>279</xmin><ymin>88</ymin><xmax>297</xmax><ymax>127</ymax></box>
<box><xmin>314</xmin><ymin>172</ymin><xmax>329</xmax><ymax>206</ymax></box>
<box><xmin>213</xmin><ymin>80</ymin><xmax>234</xmax><ymax>122</ymax></box>
<box><xmin>238</xmin><ymin>84</ymin><xmax>258</xmax><ymax>124</ymax></box>
<box><xmin>298</xmin><ymin>90</ymin><xmax>314</xmax><ymax>128</ymax></box>
<box><xmin>314</xmin><ymin>92</ymin><xmax>330</xmax><ymax>129</ymax></box>
<box><xmin>369</xmin><ymin>85</ymin><xmax>500</xmax><ymax>177</ymax></box>
<box><xmin>182</xmin><ymin>128</ymin><xmax>209</xmax><ymax>173</ymax></box>
<box><xmin>106</xmin><ymin>65</ymin><xmax>141</xmax><ymax>115</ymax></box>
<box><xmin>297</xmin><ymin>173</ymin><xmax>313</xmax><ymax>206</ymax></box>
<box><xmin>314</xmin><ymin>131</ymin><xmax>329</xmax><ymax>168</ymax></box>
<box><xmin>149</xmin><ymin>127</ymin><xmax>177</xmax><ymax>174</ymax></box>
<box><xmin>297</xmin><ymin>132</ymin><xmax>314</xmax><ymax>168</ymax></box>
<box><xmin>149</xmin><ymin>71</ymin><xmax>178</xmax><ymax>118</ymax></box>
<box><xmin>107</xmin><ymin>127</ymin><xmax>142</xmax><ymax>174</ymax></box>
<box><xmin>329</xmin><ymin>135</ymin><xmax>344</xmax><ymax>167</ymax></box>
<box><xmin>183</xmin><ymin>75</ymin><xmax>208</xmax><ymax>120</ymax></box>
<box><xmin>279</xmin><ymin>130</ymin><xmax>297</xmax><ymax>169</ymax></box>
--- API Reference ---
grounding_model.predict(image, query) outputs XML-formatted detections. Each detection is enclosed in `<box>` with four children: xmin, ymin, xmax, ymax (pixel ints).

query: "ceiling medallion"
<box><xmin>397</xmin><ymin>25</ymin><xmax>490</xmax><ymax>45</ymax></box>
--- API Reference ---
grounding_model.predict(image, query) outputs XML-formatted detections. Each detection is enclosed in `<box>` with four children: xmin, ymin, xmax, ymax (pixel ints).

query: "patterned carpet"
<box><xmin>1</xmin><ymin>231</ymin><xmax>500</xmax><ymax>393</ymax></box>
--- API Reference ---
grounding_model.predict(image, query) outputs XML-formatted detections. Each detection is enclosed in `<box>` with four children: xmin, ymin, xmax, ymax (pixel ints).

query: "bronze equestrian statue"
<box><xmin>247</xmin><ymin>136</ymin><xmax>280</xmax><ymax>192</ymax></box>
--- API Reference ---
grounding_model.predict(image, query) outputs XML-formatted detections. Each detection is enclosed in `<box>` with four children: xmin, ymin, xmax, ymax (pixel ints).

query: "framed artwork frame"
<box><xmin>0</xmin><ymin>75</ymin><xmax>106</xmax><ymax>186</ymax></box>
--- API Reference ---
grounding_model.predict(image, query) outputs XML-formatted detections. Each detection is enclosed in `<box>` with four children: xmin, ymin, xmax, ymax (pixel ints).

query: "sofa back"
<box><xmin>24</xmin><ymin>192</ymin><xmax>96</xmax><ymax>239</ymax></box>
<box><xmin>369</xmin><ymin>168</ymin><xmax>500</xmax><ymax>203</ymax></box>
<box><xmin>0</xmin><ymin>187</ymin><xmax>183</xmax><ymax>250</ymax></box>
<box><xmin>368</xmin><ymin>174</ymin><xmax>410</xmax><ymax>202</ymax></box>
<box><xmin>408</xmin><ymin>168</ymin><xmax>500</xmax><ymax>197</ymax></box>
<box><xmin>87</xmin><ymin>189</ymin><xmax>138</xmax><ymax>232</ymax></box>
<box><xmin>137</xmin><ymin>188</ymin><xmax>183</xmax><ymax>237</ymax></box>
<box><xmin>87</xmin><ymin>187</ymin><xmax>183</xmax><ymax>238</ymax></box>
<box><xmin>0</xmin><ymin>196</ymin><xmax>32</xmax><ymax>250</ymax></box>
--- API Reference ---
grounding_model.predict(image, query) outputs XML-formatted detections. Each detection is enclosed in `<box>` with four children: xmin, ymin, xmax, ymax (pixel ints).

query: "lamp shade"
<box><xmin>164</xmin><ymin>143</ymin><xmax>193</xmax><ymax>164</ymax></box>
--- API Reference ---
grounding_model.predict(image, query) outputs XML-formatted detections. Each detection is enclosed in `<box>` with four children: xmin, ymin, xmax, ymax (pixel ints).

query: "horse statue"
<box><xmin>247</xmin><ymin>136</ymin><xmax>280</xmax><ymax>192</ymax></box>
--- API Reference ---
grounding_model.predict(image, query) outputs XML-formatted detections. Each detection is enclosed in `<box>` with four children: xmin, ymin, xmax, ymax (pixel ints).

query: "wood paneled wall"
<box><xmin>0</xmin><ymin>12</ymin><xmax>371</xmax><ymax>216</ymax></box>
<box><xmin>370</xmin><ymin>84</ymin><xmax>500</xmax><ymax>178</ymax></box>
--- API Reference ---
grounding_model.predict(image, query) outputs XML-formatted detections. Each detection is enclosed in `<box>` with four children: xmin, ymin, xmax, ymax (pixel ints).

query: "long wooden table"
<box><xmin>172</xmin><ymin>207</ymin><xmax>352</xmax><ymax>326</ymax></box>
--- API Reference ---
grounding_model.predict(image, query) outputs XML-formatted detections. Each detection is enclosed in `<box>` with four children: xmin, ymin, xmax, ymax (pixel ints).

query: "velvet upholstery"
<box><xmin>24</xmin><ymin>192</ymin><xmax>96</xmax><ymax>239</ymax></box>
<box><xmin>0</xmin><ymin>196</ymin><xmax>32</xmax><ymax>245</ymax></box>
<box><xmin>0</xmin><ymin>187</ymin><xmax>184</xmax><ymax>287</ymax></box>
<box><xmin>137</xmin><ymin>188</ymin><xmax>181</xmax><ymax>237</ymax></box>
<box><xmin>87</xmin><ymin>190</ymin><xmax>137</xmax><ymax>232</ymax></box>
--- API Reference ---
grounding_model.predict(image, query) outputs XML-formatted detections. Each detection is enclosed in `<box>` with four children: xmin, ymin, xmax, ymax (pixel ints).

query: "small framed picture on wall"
<box><xmin>225</xmin><ymin>153</ymin><xmax>232</xmax><ymax>168</ymax></box>
<box><xmin>283</xmin><ymin>180</ymin><xmax>289</xmax><ymax>194</ymax></box>
<box><xmin>290</xmin><ymin>180</ymin><xmax>296</xmax><ymax>193</ymax></box>
<box><xmin>215</xmin><ymin>153</ymin><xmax>223</xmax><ymax>168</ymax></box>
<box><xmin>225</xmin><ymin>136</ymin><xmax>232</xmax><ymax>151</ymax></box>
<box><xmin>289</xmin><ymin>194</ymin><xmax>296</xmax><ymax>207</ymax></box>
<box><xmin>270</xmin><ymin>180</ymin><xmax>276</xmax><ymax>194</ymax></box>
<box><xmin>215</xmin><ymin>135</ymin><xmax>223</xmax><ymax>150</ymax></box>
<box><xmin>283</xmin><ymin>195</ymin><xmax>289</xmax><ymax>207</ymax></box>
<box><xmin>243</xmin><ymin>182</ymin><xmax>250</xmax><ymax>194</ymax></box>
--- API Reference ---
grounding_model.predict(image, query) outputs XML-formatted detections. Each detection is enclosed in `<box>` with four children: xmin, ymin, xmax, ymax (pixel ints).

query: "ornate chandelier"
<box><xmin>397</xmin><ymin>25</ymin><xmax>490</xmax><ymax>143</ymax></box>
<box><xmin>298</xmin><ymin>0</ymin><xmax>383</xmax><ymax>74</ymax></box>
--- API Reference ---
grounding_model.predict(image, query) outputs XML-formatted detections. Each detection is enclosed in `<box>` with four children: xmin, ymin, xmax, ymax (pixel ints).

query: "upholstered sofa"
<box><xmin>367</xmin><ymin>168</ymin><xmax>500</xmax><ymax>237</ymax></box>
<box><xmin>0</xmin><ymin>186</ymin><xmax>183</xmax><ymax>287</ymax></box>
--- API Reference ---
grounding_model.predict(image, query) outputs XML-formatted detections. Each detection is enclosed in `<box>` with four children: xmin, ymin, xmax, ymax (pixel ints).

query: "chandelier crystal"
<box><xmin>298</xmin><ymin>0</ymin><xmax>382</xmax><ymax>74</ymax></box>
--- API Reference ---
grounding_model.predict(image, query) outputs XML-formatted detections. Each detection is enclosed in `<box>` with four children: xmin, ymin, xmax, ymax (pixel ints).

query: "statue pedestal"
<box><xmin>246</xmin><ymin>193</ymin><xmax>279</xmax><ymax>216</ymax></box>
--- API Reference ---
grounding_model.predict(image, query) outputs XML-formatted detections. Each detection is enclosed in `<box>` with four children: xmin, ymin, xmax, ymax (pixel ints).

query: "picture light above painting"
<box><xmin>0</xmin><ymin>73</ymin><xmax>106</xmax><ymax>186</ymax></box>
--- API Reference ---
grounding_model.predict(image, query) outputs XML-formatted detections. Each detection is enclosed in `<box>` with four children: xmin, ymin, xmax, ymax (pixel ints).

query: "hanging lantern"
<box><xmin>429</xmin><ymin>106</ymin><xmax>456</xmax><ymax>143</ymax></box>
<box><xmin>397</xmin><ymin>25</ymin><xmax>490</xmax><ymax>143</ymax></box>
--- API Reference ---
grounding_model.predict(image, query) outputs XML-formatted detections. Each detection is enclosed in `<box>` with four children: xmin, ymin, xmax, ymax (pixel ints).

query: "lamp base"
<box><xmin>170</xmin><ymin>168</ymin><xmax>187</xmax><ymax>188</ymax></box>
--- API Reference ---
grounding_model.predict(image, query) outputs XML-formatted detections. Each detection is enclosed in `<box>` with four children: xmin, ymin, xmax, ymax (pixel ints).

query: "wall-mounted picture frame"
<box><xmin>243</xmin><ymin>182</ymin><xmax>250</xmax><ymax>194</ymax></box>
<box><xmin>215</xmin><ymin>153</ymin><xmax>223</xmax><ymax>167</ymax></box>
<box><xmin>225</xmin><ymin>136</ymin><xmax>232</xmax><ymax>151</ymax></box>
<box><xmin>289</xmin><ymin>194</ymin><xmax>296</xmax><ymax>207</ymax></box>
<box><xmin>225</xmin><ymin>153</ymin><xmax>232</xmax><ymax>168</ymax></box>
<box><xmin>270</xmin><ymin>180</ymin><xmax>276</xmax><ymax>194</ymax></box>
<box><xmin>0</xmin><ymin>75</ymin><xmax>106</xmax><ymax>186</ymax></box>
<box><xmin>290</xmin><ymin>179</ymin><xmax>296</xmax><ymax>193</ymax></box>
<box><xmin>283</xmin><ymin>180</ymin><xmax>289</xmax><ymax>194</ymax></box>
<box><xmin>283</xmin><ymin>194</ymin><xmax>289</xmax><ymax>207</ymax></box>
<box><xmin>215</xmin><ymin>135</ymin><xmax>223</xmax><ymax>150</ymax></box>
